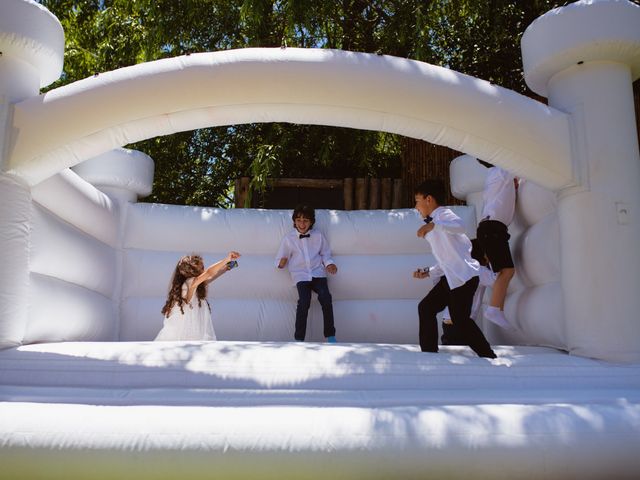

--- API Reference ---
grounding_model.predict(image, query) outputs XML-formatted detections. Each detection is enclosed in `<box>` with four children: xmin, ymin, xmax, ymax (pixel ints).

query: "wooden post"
<box><xmin>235</xmin><ymin>177</ymin><xmax>250</xmax><ymax>208</ymax></box>
<box><xmin>381</xmin><ymin>178</ymin><xmax>392</xmax><ymax>209</ymax></box>
<box><xmin>368</xmin><ymin>178</ymin><xmax>380</xmax><ymax>209</ymax></box>
<box><xmin>343</xmin><ymin>178</ymin><xmax>353</xmax><ymax>210</ymax></box>
<box><xmin>392</xmin><ymin>178</ymin><xmax>404</xmax><ymax>209</ymax></box>
<box><xmin>355</xmin><ymin>178</ymin><xmax>368</xmax><ymax>210</ymax></box>
<box><xmin>267</xmin><ymin>178</ymin><xmax>342</xmax><ymax>189</ymax></box>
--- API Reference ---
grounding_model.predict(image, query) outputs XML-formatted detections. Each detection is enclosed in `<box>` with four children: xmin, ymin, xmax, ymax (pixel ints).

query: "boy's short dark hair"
<box><xmin>414</xmin><ymin>180</ymin><xmax>445</xmax><ymax>205</ymax></box>
<box><xmin>292</xmin><ymin>204</ymin><xmax>315</xmax><ymax>227</ymax></box>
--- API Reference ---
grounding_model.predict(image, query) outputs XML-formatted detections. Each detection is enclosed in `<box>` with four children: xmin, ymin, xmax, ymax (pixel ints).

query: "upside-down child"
<box><xmin>413</xmin><ymin>180</ymin><xmax>496</xmax><ymax>358</ymax></box>
<box><xmin>276</xmin><ymin>205</ymin><xmax>337</xmax><ymax>343</ymax></box>
<box><xmin>476</xmin><ymin>160</ymin><xmax>518</xmax><ymax>329</ymax></box>
<box><xmin>155</xmin><ymin>251</ymin><xmax>241</xmax><ymax>341</ymax></box>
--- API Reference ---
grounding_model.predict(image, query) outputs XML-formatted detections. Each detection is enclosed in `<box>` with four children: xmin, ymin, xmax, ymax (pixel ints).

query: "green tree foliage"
<box><xmin>40</xmin><ymin>0</ymin><xmax>569</xmax><ymax>207</ymax></box>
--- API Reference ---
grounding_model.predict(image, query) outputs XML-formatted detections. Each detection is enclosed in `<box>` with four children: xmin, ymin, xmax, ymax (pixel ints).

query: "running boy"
<box><xmin>276</xmin><ymin>205</ymin><xmax>337</xmax><ymax>342</ymax></box>
<box><xmin>413</xmin><ymin>180</ymin><xmax>496</xmax><ymax>358</ymax></box>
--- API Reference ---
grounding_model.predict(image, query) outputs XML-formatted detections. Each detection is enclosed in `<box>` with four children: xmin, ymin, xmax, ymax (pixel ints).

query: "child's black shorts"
<box><xmin>476</xmin><ymin>220</ymin><xmax>514</xmax><ymax>272</ymax></box>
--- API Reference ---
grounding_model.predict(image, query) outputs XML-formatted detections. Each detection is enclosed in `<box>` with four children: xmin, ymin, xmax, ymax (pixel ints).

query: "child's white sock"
<box><xmin>484</xmin><ymin>306</ymin><xmax>512</xmax><ymax>329</ymax></box>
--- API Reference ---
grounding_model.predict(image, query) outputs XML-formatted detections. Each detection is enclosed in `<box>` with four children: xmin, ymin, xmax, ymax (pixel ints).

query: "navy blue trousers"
<box><xmin>295</xmin><ymin>277</ymin><xmax>336</xmax><ymax>341</ymax></box>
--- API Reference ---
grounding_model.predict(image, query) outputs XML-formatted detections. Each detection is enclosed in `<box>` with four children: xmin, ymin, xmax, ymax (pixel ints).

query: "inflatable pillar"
<box><xmin>522</xmin><ymin>0</ymin><xmax>640</xmax><ymax>361</ymax></box>
<box><xmin>0</xmin><ymin>0</ymin><xmax>63</xmax><ymax>347</ymax></box>
<box><xmin>72</xmin><ymin>149</ymin><xmax>155</xmax><ymax>204</ymax></box>
<box><xmin>72</xmin><ymin>148</ymin><xmax>155</xmax><ymax>340</ymax></box>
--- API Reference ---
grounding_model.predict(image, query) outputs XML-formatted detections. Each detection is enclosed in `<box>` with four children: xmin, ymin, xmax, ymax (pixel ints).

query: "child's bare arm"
<box><xmin>278</xmin><ymin>257</ymin><xmax>288</xmax><ymax>268</ymax></box>
<box><xmin>182</xmin><ymin>252</ymin><xmax>241</xmax><ymax>303</ymax></box>
<box><xmin>205</xmin><ymin>251</ymin><xmax>241</xmax><ymax>282</ymax></box>
<box><xmin>187</xmin><ymin>251</ymin><xmax>241</xmax><ymax>298</ymax></box>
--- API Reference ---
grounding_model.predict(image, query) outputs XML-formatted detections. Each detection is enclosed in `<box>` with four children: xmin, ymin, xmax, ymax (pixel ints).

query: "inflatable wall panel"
<box><xmin>123</xmin><ymin>204</ymin><xmax>470</xmax><ymax>255</ymax></box>
<box><xmin>519</xmin><ymin>212</ymin><xmax>560</xmax><ymax>286</ymax></box>
<box><xmin>25</xmin><ymin>273</ymin><xmax>115</xmax><ymax>343</ymax></box>
<box><xmin>24</xmin><ymin>169</ymin><xmax>120</xmax><ymax>343</ymax></box>
<box><xmin>122</xmin><ymin>297</ymin><xmax>421</xmax><ymax>344</ymax></box>
<box><xmin>31</xmin><ymin>169</ymin><xmax>119</xmax><ymax>247</ymax></box>
<box><xmin>122</xmin><ymin>250</ymin><xmax>433</xmax><ymax>301</ymax></box>
<box><xmin>516</xmin><ymin>179</ymin><xmax>558</xmax><ymax>226</ymax></box>
<box><xmin>30</xmin><ymin>205</ymin><xmax>116</xmax><ymax>297</ymax></box>
<box><xmin>119</xmin><ymin>206</ymin><xmax>468</xmax><ymax>342</ymax></box>
<box><xmin>505</xmin><ymin>282</ymin><xmax>565</xmax><ymax>349</ymax></box>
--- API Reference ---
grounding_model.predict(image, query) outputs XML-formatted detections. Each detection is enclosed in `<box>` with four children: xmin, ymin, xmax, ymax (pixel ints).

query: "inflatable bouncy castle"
<box><xmin>1</xmin><ymin>0</ymin><xmax>640</xmax><ymax>478</ymax></box>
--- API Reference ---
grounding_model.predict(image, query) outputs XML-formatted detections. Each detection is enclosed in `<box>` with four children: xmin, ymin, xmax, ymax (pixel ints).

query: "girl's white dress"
<box><xmin>154</xmin><ymin>278</ymin><xmax>217</xmax><ymax>341</ymax></box>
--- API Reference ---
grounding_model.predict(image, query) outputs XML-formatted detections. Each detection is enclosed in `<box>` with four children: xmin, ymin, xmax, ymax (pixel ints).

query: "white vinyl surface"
<box><xmin>1</xmin><ymin>341</ymin><xmax>639</xmax><ymax>479</ymax></box>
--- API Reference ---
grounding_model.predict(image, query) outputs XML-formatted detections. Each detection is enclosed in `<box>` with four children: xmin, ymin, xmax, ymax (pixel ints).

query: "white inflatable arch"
<box><xmin>8</xmin><ymin>47</ymin><xmax>573</xmax><ymax>189</ymax></box>
<box><xmin>2</xmin><ymin>1</ymin><xmax>640</xmax><ymax>478</ymax></box>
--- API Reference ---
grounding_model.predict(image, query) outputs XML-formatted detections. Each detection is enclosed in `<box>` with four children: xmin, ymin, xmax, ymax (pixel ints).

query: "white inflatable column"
<box><xmin>522</xmin><ymin>0</ymin><xmax>640</xmax><ymax>361</ymax></box>
<box><xmin>0</xmin><ymin>0</ymin><xmax>63</xmax><ymax>347</ymax></box>
<box><xmin>73</xmin><ymin>149</ymin><xmax>155</xmax><ymax>340</ymax></box>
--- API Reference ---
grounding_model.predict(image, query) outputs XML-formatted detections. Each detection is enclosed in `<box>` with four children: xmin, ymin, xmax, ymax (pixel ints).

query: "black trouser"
<box><xmin>441</xmin><ymin>322</ymin><xmax>466</xmax><ymax>346</ymax></box>
<box><xmin>295</xmin><ymin>277</ymin><xmax>336</xmax><ymax>341</ymax></box>
<box><xmin>418</xmin><ymin>276</ymin><xmax>496</xmax><ymax>358</ymax></box>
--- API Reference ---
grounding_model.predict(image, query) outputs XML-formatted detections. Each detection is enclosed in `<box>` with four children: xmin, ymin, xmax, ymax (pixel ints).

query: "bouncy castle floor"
<box><xmin>1</xmin><ymin>341</ymin><xmax>639</xmax><ymax>479</ymax></box>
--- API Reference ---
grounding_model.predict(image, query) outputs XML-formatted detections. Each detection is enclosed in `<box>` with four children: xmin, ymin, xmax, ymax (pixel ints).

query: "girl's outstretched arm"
<box><xmin>184</xmin><ymin>251</ymin><xmax>241</xmax><ymax>302</ymax></box>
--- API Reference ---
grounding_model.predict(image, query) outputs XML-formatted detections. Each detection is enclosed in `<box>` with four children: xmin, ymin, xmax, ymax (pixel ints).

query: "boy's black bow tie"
<box><xmin>299</xmin><ymin>233</ymin><xmax>310</xmax><ymax>239</ymax></box>
<box><xmin>424</xmin><ymin>216</ymin><xmax>433</xmax><ymax>224</ymax></box>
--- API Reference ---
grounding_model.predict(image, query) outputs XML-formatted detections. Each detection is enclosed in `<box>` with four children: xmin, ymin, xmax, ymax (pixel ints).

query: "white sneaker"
<box><xmin>484</xmin><ymin>306</ymin><xmax>512</xmax><ymax>329</ymax></box>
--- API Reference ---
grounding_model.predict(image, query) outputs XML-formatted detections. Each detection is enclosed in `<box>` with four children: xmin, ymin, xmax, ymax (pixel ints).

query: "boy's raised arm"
<box><xmin>433</xmin><ymin>209</ymin><xmax>465</xmax><ymax>234</ymax></box>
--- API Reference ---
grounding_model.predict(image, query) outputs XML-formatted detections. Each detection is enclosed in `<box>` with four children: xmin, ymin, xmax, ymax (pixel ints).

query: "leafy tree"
<box><xmin>40</xmin><ymin>0</ymin><xmax>571</xmax><ymax>207</ymax></box>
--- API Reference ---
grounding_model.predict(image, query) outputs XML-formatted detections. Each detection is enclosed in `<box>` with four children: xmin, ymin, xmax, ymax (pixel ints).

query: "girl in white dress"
<box><xmin>155</xmin><ymin>251</ymin><xmax>240</xmax><ymax>341</ymax></box>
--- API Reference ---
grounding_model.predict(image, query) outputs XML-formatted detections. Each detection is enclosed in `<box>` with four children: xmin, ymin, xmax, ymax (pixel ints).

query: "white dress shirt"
<box><xmin>275</xmin><ymin>228</ymin><xmax>335</xmax><ymax>284</ymax></box>
<box><xmin>425</xmin><ymin>206</ymin><xmax>480</xmax><ymax>289</ymax></box>
<box><xmin>481</xmin><ymin>166</ymin><xmax>516</xmax><ymax>226</ymax></box>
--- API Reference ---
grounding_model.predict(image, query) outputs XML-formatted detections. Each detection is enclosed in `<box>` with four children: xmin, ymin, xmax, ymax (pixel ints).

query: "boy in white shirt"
<box><xmin>276</xmin><ymin>205</ymin><xmax>337</xmax><ymax>343</ymax></box>
<box><xmin>413</xmin><ymin>180</ymin><xmax>496</xmax><ymax>358</ymax></box>
<box><xmin>476</xmin><ymin>160</ymin><xmax>517</xmax><ymax>329</ymax></box>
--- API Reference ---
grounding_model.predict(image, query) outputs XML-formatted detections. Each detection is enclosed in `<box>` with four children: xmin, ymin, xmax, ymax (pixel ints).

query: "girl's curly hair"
<box><xmin>161</xmin><ymin>255</ymin><xmax>210</xmax><ymax>317</ymax></box>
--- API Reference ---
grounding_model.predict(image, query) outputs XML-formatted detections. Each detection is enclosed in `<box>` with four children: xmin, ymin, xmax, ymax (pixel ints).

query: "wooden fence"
<box><xmin>401</xmin><ymin>139</ymin><xmax>464</xmax><ymax>207</ymax></box>
<box><xmin>234</xmin><ymin>177</ymin><xmax>405</xmax><ymax>210</ymax></box>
